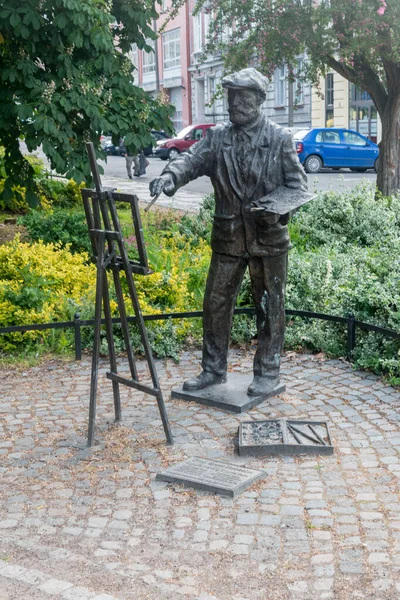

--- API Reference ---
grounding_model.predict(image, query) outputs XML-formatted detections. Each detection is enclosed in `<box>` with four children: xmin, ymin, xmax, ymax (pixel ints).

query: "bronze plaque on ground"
<box><xmin>156</xmin><ymin>457</ymin><xmax>265</xmax><ymax>497</ymax></box>
<box><xmin>238</xmin><ymin>419</ymin><xmax>334</xmax><ymax>456</ymax></box>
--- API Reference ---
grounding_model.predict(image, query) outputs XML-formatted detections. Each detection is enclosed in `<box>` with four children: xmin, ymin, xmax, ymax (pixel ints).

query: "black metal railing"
<box><xmin>0</xmin><ymin>308</ymin><xmax>399</xmax><ymax>361</ymax></box>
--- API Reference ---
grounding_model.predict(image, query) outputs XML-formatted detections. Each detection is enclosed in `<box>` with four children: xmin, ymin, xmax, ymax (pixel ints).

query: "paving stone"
<box><xmin>112</xmin><ymin>510</ymin><xmax>132</xmax><ymax>520</ymax></box>
<box><xmin>368</xmin><ymin>552</ymin><xmax>390</xmax><ymax>564</ymax></box>
<box><xmin>237</xmin><ymin>513</ymin><xmax>258</xmax><ymax>525</ymax></box>
<box><xmin>193</xmin><ymin>530</ymin><xmax>208</xmax><ymax>542</ymax></box>
<box><xmin>209</xmin><ymin>540</ymin><xmax>229</xmax><ymax>551</ymax></box>
<box><xmin>311</xmin><ymin>554</ymin><xmax>334</xmax><ymax>565</ymax></box>
<box><xmin>62</xmin><ymin>586</ymin><xmax>96</xmax><ymax>599</ymax></box>
<box><xmin>88</xmin><ymin>517</ymin><xmax>108</xmax><ymax>529</ymax></box>
<box><xmin>2</xmin><ymin>351</ymin><xmax>400</xmax><ymax>600</ymax></box>
<box><xmin>39</xmin><ymin>578</ymin><xmax>74</xmax><ymax>594</ymax></box>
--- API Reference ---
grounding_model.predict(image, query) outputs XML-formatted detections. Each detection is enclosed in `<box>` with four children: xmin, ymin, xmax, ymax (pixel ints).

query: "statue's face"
<box><xmin>227</xmin><ymin>88</ymin><xmax>262</xmax><ymax>126</ymax></box>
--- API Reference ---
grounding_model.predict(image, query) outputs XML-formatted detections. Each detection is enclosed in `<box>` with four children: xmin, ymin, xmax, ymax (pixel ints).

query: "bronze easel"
<box><xmin>81</xmin><ymin>142</ymin><xmax>173</xmax><ymax>447</ymax></box>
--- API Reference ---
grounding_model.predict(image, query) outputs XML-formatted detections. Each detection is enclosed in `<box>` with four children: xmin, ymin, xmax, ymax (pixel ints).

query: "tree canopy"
<box><xmin>191</xmin><ymin>0</ymin><xmax>400</xmax><ymax>196</ymax></box>
<box><xmin>0</xmin><ymin>0</ymin><xmax>173</xmax><ymax>206</ymax></box>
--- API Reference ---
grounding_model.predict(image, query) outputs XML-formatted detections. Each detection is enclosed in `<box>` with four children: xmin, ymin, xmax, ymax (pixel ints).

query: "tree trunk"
<box><xmin>376</xmin><ymin>94</ymin><xmax>400</xmax><ymax>196</ymax></box>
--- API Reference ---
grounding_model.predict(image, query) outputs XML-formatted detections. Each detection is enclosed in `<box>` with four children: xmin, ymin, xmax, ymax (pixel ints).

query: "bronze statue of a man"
<box><xmin>150</xmin><ymin>67</ymin><xmax>308</xmax><ymax>398</ymax></box>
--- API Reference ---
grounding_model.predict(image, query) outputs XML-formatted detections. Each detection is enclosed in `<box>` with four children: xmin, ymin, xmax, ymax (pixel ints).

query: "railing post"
<box><xmin>346</xmin><ymin>313</ymin><xmax>356</xmax><ymax>359</ymax></box>
<box><xmin>74</xmin><ymin>312</ymin><xmax>82</xmax><ymax>360</ymax></box>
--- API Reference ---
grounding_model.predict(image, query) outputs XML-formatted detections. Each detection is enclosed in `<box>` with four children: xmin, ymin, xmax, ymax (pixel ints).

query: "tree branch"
<box><xmin>325</xmin><ymin>55</ymin><xmax>387</xmax><ymax>116</ymax></box>
<box><xmin>382</xmin><ymin>58</ymin><xmax>400</xmax><ymax>97</ymax></box>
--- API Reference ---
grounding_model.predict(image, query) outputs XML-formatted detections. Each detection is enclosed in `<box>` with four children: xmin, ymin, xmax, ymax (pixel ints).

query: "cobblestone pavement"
<box><xmin>1</xmin><ymin>350</ymin><xmax>400</xmax><ymax>600</ymax></box>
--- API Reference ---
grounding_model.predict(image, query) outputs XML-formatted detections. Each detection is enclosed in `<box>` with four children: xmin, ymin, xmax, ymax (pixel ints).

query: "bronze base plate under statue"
<box><xmin>171</xmin><ymin>372</ymin><xmax>285</xmax><ymax>414</ymax></box>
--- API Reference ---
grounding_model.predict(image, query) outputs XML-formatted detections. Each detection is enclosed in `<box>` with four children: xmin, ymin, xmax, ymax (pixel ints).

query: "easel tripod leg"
<box><xmin>112</xmin><ymin>268</ymin><xmax>138</xmax><ymax>381</ymax></box>
<box><xmin>102</xmin><ymin>270</ymin><xmax>122</xmax><ymax>423</ymax></box>
<box><xmin>87</xmin><ymin>235</ymin><xmax>106</xmax><ymax>447</ymax></box>
<box><xmin>156</xmin><ymin>390</ymin><xmax>174</xmax><ymax>445</ymax></box>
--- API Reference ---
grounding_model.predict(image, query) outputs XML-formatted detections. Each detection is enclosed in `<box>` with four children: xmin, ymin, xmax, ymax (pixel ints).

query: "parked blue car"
<box><xmin>294</xmin><ymin>128</ymin><xmax>379</xmax><ymax>174</ymax></box>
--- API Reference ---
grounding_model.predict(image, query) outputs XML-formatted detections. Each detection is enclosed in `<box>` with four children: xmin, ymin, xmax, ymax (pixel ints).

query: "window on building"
<box><xmin>142</xmin><ymin>38</ymin><xmax>156</xmax><ymax>74</ymax></box>
<box><xmin>163</xmin><ymin>29</ymin><xmax>181</xmax><ymax>70</ymax></box>
<box><xmin>325</xmin><ymin>73</ymin><xmax>334</xmax><ymax>127</ymax></box>
<box><xmin>129</xmin><ymin>45</ymin><xmax>138</xmax><ymax>83</ymax></box>
<box><xmin>294</xmin><ymin>59</ymin><xmax>304</xmax><ymax>105</ymax></box>
<box><xmin>129</xmin><ymin>44</ymin><xmax>138</xmax><ymax>69</ymax></box>
<box><xmin>349</xmin><ymin>84</ymin><xmax>377</xmax><ymax>141</ymax></box>
<box><xmin>161</xmin><ymin>0</ymin><xmax>168</xmax><ymax>12</ymax></box>
<box><xmin>275</xmin><ymin>66</ymin><xmax>286</xmax><ymax>106</ymax></box>
<box><xmin>223</xmin><ymin>90</ymin><xmax>229</xmax><ymax>115</ymax></box>
<box><xmin>208</xmin><ymin>76</ymin><xmax>215</xmax><ymax>102</ymax></box>
<box><xmin>221</xmin><ymin>24</ymin><xmax>233</xmax><ymax>41</ymax></box>
<box><xmin>203</xmin><ymin>10</ymin><xmax>211</xmax><ymax>44</ymax></box>
<box><xmin>193</xmin><ymin>13</ymin><xmax>202</xmax><ymax>53</ymax></box>
<box><xmin>169</xmin><ymin>87</ymin><xmax>183</xmax><ymax>131</ymax></box>
<box><xmin>351</xmin><ymin>85</ymin><xmax>372</xmax><ymax>102</ymax></box>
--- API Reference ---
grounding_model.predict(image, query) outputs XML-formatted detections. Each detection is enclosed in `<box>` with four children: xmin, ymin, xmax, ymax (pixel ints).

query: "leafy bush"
<box><xmin>290</xmin><ymin>182</ymin><xmax>400</xmax><ymax>250</ymax></box>
<box><xmin>0</xmin><ymin>179</ymin><xmax>51</xmax><ymax>213</ymax></box>
<box><xmin>177</xmin><ymin>193</ymin><xmax>215</xmax><ymax>246</ymax></box>
<box><xmin>38</xmin><ymin>178</ymin><xmax>84</xmax><ymax>208</ymax></box>
<box><xmin>0</xmin><ymin>223</ymin><xmax>210</xmax><ymax>359</ymax></box>
<box><xmin>2</xmin><ymin>185</ymin><xmax>400</xmax><ymax>382</ymax></box>
<box><xmin>149</xmin><ymin>185</ymin><xmax>400</xmax><ymax>379</ymax></box>
<box><xmin>0</xmin><ymin>147</ymin><xmax>84</xmax><ymax>212</ymax></box>
<box><xmin>19</xmin><ymin>208</ymin><xmax>92</xmax><ymax>255</ymax></box>
<box><xmin>0</xmin><ymin>237</ymin><xmax>96</xmax><ymax>352</ymax></box>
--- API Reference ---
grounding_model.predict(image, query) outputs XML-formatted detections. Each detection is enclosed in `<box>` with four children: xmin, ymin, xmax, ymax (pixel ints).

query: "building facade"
<box><xmin>134</xmin><ymin>0</ymin><xmax>192</xmax><ymax>132</ymax></box>
<box><xmin>134</xmin><ymin>2</ymin><xmax>312</xmax><ymax>134</ymax></box>
<box><xmin>189</xmin><ymin>2</ymin><xmax>312</xmax><ymax>131</ymax></box>
<box><xmin>311</xmin><ymin>72</ymin><xmax>381</xmax><ymax>142</ymax></box>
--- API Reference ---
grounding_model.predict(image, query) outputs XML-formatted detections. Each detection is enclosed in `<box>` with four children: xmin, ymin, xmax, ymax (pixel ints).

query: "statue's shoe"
<box><xmin>183</xmin><ymin>371</ymin><xmax>227</xmax><ymax>392</ymax></box>
<box><xmin>247</xmin><ymin>376</ymin><xmax>279</xmax><ymax>397</ymax></box>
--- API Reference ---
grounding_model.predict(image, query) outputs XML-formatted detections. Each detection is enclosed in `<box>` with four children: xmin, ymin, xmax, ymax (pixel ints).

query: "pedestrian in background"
<box><xmin>120</xmin><ymin>138</ymin><xmax>139</xmax><ymax>179</ymax></box>
<box><xmin>137</xmin><ymin>151</ymin><xmax>150</xmax><ymax>176</ymax></box>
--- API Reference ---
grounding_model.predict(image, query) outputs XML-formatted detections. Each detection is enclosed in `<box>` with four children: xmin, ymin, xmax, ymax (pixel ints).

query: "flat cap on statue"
<box><xmin>222</xmin><ymin>67</ymin><xmax>268</xmax><ymax>99</ymax></box>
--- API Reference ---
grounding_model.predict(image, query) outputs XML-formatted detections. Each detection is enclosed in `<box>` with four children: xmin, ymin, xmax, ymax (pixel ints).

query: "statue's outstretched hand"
<box><xmin>149</xmin><ymin>174</ymin><xmax>175</xmax><ymax>197</ymax></box>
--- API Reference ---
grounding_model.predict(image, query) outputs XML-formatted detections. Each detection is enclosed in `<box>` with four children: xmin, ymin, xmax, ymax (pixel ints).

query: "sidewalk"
<box><xmin>101</xmin><ymin>175</ymin><xmax>205</xmax><ymax>213</ymax></box>
<box><xmin>1</xmin><ymin>349</ymin><xmax>400</xmax><ymax>600</ymax></box>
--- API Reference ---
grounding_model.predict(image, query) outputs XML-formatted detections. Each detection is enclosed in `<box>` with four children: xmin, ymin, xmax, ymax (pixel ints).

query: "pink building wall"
<box><xmin>136</xmin><ymin>1</ymin><xmax>192</xmax><ymax>132</ymax></box>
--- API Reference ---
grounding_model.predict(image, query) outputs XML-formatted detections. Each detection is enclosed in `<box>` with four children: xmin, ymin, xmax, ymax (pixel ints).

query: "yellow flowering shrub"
<box><xmin>0</xmin><ymin>236</ymin><xmax>96</xmax><ymax>350</ymax></box>
<box><xmin>0</xmin><ymin>180</ymin><xmax>51</xmax><ymax>213</ymax></box>
<box><xmin>133</xmin><ymin>233</ymin><xmax>211</xmax><ymax>341</ymax></box>
<box><xmin>0</xmin><ymin>223</ymin><xmax>211</xmax><ymax>358</ymax></box>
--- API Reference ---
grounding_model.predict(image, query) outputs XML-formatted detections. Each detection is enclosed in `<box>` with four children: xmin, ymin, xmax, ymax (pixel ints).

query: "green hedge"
<box><xmin>176</xmin><ymin>186</ymin><xmax>400</xmax><ymax>383</ymax></box>
<box><xmin>3</xmin><ymin>184</ymin><xmax>400</xmax><ymax>382</ymax></box>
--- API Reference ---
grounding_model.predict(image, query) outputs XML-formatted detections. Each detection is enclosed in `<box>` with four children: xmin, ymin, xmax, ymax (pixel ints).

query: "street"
<box><xmin>21</xmin><ymin>143</ymin><xmax>377</xmax><ymax>213</ymax></box>
<box><xmin>103</xmin><ymin>154</ymin><xmax>376</xmax><ymax>195</ymax></box>
<box><xmin>100</xmin><ymin>155</ymin><xmax>376</xmax><ymax>212</ymax></box>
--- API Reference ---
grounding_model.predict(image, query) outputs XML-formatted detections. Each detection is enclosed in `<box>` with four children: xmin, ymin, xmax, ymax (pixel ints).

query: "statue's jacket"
<box><xmin>163</xmin><ymin>115</ymin><xmax>307</xmax><ymax>258</ymax></box>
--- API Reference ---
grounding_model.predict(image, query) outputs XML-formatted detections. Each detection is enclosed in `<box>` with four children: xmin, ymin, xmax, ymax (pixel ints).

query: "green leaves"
<box><xmin>9</xmin><ymin>10</ymin><xmax>21</xmax><ymax>27</ymax></box>
<box><xmin>0</xmin><ymin>0</ymin><xmax>173</xmax><ymax>206</ymax></box>
<box><xmin>55</xmin><ymin>12</ymin><xmax>68</xmax><ymax>29</ymax></box>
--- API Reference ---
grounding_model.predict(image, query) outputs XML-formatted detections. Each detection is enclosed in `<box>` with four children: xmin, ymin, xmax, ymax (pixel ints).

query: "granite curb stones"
<box><xmin>171</xmin><ymin>372</ymin><xmax>286</xmax><ymax>413</ymax></box>
<box><xmin>156</xmin><ymin>457</ymin><xmax>266</xmax><ymax>497</ymax></box>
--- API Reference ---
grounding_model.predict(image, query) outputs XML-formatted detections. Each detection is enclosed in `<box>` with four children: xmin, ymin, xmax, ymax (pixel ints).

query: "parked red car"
<box><xmin>155</xmin><ymin>123</ymin><xmax>216</xmax><ymax>160</ymax></box>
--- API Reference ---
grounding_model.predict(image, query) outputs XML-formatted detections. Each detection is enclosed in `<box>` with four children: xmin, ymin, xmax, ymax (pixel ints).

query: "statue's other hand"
<box><xmin>149</xmin><ymin>174</ymin><xmax>175</xmax><ymax>197</ymax></box>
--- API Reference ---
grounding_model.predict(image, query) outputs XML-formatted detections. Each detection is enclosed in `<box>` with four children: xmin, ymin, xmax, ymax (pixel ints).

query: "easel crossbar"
<box><xmin>106</xmin><ymin>372</ymin><xmax>160</xmax><ymax>396</ymax></box>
